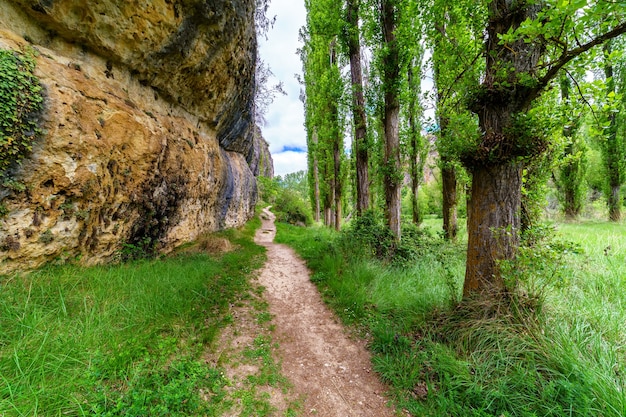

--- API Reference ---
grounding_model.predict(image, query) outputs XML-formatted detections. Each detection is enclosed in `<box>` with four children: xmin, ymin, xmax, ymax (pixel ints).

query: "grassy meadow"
<box><xmin>2</xmin><ymin>198</ymin><xmax>626</xmax><ymax>417</ymax></box>
<box><xmin>276</xmin><ymin>216</ymin><xmax>626</xmax><ymax>416</ymax></box>
<box><xmin>0</xmin><ymin>218</ymin><xmax>275</xmax><ymax>416</ymax></box>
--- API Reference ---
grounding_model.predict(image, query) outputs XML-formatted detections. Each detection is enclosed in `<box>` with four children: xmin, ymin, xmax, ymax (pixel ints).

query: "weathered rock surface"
<box><xmin>0</xmin><ymin>0</ymin><xmax>273</xmax><ymax>273</ymax></box>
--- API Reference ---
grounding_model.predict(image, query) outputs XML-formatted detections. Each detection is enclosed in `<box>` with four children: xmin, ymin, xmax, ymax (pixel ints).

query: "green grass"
<box><xmin>276</xmin><ymin>219</ymin><xmax>626</xmax><ymax>417</ymax></box>
<box><xmin>0</xmin><ymin>218</ymin><xmax>266</xmax><ymax>416</ymax></box>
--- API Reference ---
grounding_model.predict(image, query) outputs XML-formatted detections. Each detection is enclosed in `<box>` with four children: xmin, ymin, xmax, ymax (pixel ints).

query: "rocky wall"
<box><xmin>0</xmin><ymin>0</ymin><xmax>273</xmax><ymax>273</ymax></box>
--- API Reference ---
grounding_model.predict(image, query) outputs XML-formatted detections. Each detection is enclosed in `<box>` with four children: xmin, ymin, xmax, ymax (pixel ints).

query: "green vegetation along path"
<box><xmin>254</xmin><ymin>208</ymin><xmax>397</xmax><ymax>416</ymax></box>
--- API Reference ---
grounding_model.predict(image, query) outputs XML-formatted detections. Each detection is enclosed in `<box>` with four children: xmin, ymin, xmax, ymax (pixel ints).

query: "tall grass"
<box><xmin>0</xmin><ymin>219</ymin><xmax>265</xmax><ymax>416</ymax></box>
<box><xmin>276</xmin><ymin>218</ymin><xmax>626</xmax><ymax>416</ymax></box>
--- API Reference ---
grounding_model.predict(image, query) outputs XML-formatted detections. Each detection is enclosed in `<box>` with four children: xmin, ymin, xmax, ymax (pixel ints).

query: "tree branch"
<box><xmin>535</xmin><ymin>20</ymin><xmax>626</xmax><ymax>93</ymax></box>
<box><xmin>565</xmin><ymin>68</ymin><xmax>601</xmax><ymax>125</ymax></box>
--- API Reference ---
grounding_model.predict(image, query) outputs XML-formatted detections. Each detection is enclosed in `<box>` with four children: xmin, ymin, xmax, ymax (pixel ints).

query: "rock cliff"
<box><xmin>0</xmin><ymin>0</ymin><xmax>273</xmax><ymax>272</ymax></box>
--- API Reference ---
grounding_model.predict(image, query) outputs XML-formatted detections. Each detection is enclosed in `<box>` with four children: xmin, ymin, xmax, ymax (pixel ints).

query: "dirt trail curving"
<box><xmin>254</xmin><ymin>207</ymin><xmax>397</xmax><ymax>417</ymax></box>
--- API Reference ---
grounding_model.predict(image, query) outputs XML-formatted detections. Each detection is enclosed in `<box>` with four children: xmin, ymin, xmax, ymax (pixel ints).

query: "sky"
<box><xmin>256</xmin><ymin>1</ymin><xmax>436</xmax><ymax>178</ymax></box>
<box><xmin>258</xmin><ymin>0</ymin><xmax>308</xmax><ymax>178</ymax></box>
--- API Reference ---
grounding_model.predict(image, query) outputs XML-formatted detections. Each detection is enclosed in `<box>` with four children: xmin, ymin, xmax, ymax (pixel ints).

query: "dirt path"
<box><xmin>253</xmin><ymin>208</ymin><xmax>397</xmax><ymax>417</ymax></box>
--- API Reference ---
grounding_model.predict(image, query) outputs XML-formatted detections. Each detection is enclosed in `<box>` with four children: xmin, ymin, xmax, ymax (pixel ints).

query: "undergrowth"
<box><xmin>0</xmin><ymin>218</ymin><xmax>266</xmax><ymax>416</ymax></box>
<box><xmin>276</xmin><ymin>217</ymin><xmax>626</xmax><ymax>416</ymax></box>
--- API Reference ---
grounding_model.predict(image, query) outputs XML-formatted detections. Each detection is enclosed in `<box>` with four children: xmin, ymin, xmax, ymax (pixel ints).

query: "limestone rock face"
<box><xmin>250</xmin><ymin>125</ymin><xmax>274</xmax><ymax>178</ymax></box>
<box><xmin>0</xmin><ymin>0</ymin><xmax>270</xmax><ymax>273</ymax></box>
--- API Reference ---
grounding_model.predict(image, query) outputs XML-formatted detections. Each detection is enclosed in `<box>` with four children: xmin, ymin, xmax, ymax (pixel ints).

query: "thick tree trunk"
<box><xmin>312</xmin><ymin>131</ymin><xmax>321</xmax><ymax>222</ymax></box>
<box><xmin>333</xmin><ymin>136</ymin><xmax>342</xmax><ymax>230</ymax></box>
<box><xmin>442</xmin><ymin>165</ymin><xmax>458</xmax><ymax>240</ymax></box>
<box><xmin>324</xmin><ymin>206</ymin><xmax>333</xmax><ymax>227</ymax></box>
<box><xmin>347</xmin><ymin>0</ymin><xmax>369</xmax><ymax>216</ymax></box>
<box><xmin>462</xmin><ymin>1</ymin><xmax>542</xmax><ymax>293</ymax></box>
<box><xmin>382</xmin><ymin>0</ymin><xmax>401</xmax><ymax>240</ymax></box>
<box><xmin>464</xmin><ymin>162</ymin><xmax>522</xmax><ymax>296</ymax></box>
<box><xmin>408</xmin><ymin>66</ymin><xmax>425</xmax><ymax>226</ymax></box>
<box><xmin>609</xmin><ymin>185</ymin><xmax>621</xmax><ymax>222</ymax></box>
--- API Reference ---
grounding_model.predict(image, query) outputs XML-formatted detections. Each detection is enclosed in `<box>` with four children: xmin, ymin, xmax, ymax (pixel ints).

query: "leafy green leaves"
<box><xmin>0</xmin><ymin>48</ymin><xmax>44</xmax><ymax>176</ymax></box>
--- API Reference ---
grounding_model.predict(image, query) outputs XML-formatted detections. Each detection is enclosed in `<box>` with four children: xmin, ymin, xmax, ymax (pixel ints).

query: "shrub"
<box><xmin>273</xmin><ymin>188</ymin><xmax>313</xmax><ymax>226</ymax></box>
<box><xmin>340</xmin><ymin>211</ymin><xmax>436</xmax><ymax>266</ymax></box>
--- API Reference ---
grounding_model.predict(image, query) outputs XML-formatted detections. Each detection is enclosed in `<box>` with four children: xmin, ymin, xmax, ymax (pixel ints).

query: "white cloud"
<box><xmin>258</xmin><ymin>0</ymin><xmax>308</xmax><ymax>176</ymax></box>
<box><xmin>272</xmin><ymin>151</ymin><xmax>308</xmax><ymax>177</ymax></box>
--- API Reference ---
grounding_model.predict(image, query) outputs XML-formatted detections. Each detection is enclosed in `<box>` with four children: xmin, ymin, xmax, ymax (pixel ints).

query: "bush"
<box><xmin>339</xmin><ymin>210</ymin><xmax>436</xmax><ymax>266</ymax></box>
<box><xmin>273</xmin><ymin>189</ymin><xmax>313</xmax><ymax>226</ymax></box>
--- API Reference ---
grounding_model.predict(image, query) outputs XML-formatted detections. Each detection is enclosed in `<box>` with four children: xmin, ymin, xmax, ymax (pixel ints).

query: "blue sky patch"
<box><xmin>281</xmin><ymin>146</ymin><xmax>306</xmax><ymax>153</ymax></box>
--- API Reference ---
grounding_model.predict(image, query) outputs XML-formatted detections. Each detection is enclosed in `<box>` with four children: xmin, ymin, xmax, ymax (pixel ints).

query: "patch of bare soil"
<box><xmin>252</xmin><ymin>208</ymin><xmax>397</xmax><ymax>416</ymax></box>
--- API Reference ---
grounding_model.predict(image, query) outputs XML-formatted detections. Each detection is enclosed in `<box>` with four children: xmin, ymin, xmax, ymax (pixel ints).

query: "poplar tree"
<box><xmin>427</xmin><ymin>0</ymin><xmax>483</xmax><ymax>241</ymax></box>
<box><xmin>380</xmin><ymin>0</ymin><xmax>403</xmax><ymax>239</ymax></box>
<box><xmin>344</xmin><ymin>0</ymin><xmax>370</xmax><ymax>216</ymax></box>
<box><xmin>301</xmin><ymin>0</ymin><xmax>346</xmax><ymax>230</ymax></box>
<box><xmin>462</xmin><ymin>2</ymin><xmax>626</xmax><ymax>294</ymax></box>
<box><xmin>553</xmin><ymin>74</ymin><xmax>587</xmax><ymax>220</ymax></box>
<box><xmin>600</xmin><ymin>39</ymin><xmax>626</xmax><ymax>222</ymax></box>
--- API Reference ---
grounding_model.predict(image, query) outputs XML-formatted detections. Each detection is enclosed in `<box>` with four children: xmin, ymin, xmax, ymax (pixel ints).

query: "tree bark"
<box><xmin>312</xmin><ymin>131</ymin><xmax>321</xmax><ymax>222</ymax></box>
<box><xmin>408</xmin><ymin>66</ymin><xmax>425</xmax><ymax>226</ymax></box>
<box><xmin>329</xmin><ymin>42</ymin><xmax>342</xmax><ymax>231</ymax></box>
<box><xmin>604</xmin><ymin>41</ymin><xmax>622</xmax><ymax>222</ymax></box>
<box><xmin>464</xmin><ymin>162</ymin><xmax>522</xmax><ymax>296</ymax></box>
<box><xmin>557</xmin><ymin>76</ymin><xmax>585</xmax><ymax>220</ymax></box>
<box><xmin>381</xmin><ymin>0</ymin><xmax>402</xmax><ymax>240</ymax></box>
<box><xmin>347</xmin><ymin>0</ymin><xmax>369</xmax><ymax>216</ymax></box>
<box><xmin>461</xmin><ymin>1</ymin><xmax>544</xmax><ymax>293</ymax></box>
<box><xmin>333</xmin><ymin>130</ymin><xmax>342</xmax><ymax>230</ymax></box>
<box><xmin>442</xmin><ymin>164</ymin><xmax>458</xmax><ymax>240</ymax></box>
<box><xmin>609</xmin><ymin>185</ymin><xmax>621</xmax><ymax>222</ymax></box>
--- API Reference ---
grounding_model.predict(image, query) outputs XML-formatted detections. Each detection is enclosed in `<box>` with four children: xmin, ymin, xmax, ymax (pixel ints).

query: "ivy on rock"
<box><xmin>0</xmin><ymin>48</ymin><xmax>44</xmax><ymax>177</ymax></box>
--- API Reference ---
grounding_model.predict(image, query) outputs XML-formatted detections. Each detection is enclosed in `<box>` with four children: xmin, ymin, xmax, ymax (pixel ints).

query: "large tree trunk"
<box><xmin>347</xmin><ymin>0</ymin><xmax>369</xmax><ymax>216</ymax></box>
<box><xmin>408</xmin><ymin>66</ymin><xmax>425</xmax><ymax>226</ymax></box>
<box><xmin>609</xmin><ymin>185</ymin><xmax>621</xmax><ymax>222</ymax></box>
<box><xmin>312</xmin><ymin>131</ymin><xmax>321</xmax><ymax>222</ymax></box>
<box><xmin>464</xmin><ymin>162</ymin><xmax>522</xmax><ymax>295</ymax></box>
<box><xmin>442</xmin><ymin>164</ymin><xmax>458</xmax><ymax>240</ymax></box>
<box><xmin>381</xmin><ymin>0</ymin><xmax>402</xmax><ymax>239</ymax></box>
<box><xmin>462</xmin><ymin>1</ymin><xmax>542</xmax><ymax>293</ymax></box>
<box><xmin>330</xmin><ymin>44</ymin><xmax>342</xmax><ymax>230</ymax></box>
<box><xmin>410</xmin><ymin>150</ymin><xmax>422</xmax><ymax>225</ymax></box>
<box><xmin>333</xmin><ymin>133</ymin><xmax>342</xmax><ymax>230</ymax></box>
<box><xmin>604</xmin><ymin>41</ymin><xmax>622</xmax><ymax>222</ymax></box>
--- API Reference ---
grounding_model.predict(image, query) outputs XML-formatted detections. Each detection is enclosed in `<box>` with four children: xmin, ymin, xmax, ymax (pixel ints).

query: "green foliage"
<box><xmin>417</xmin><ymin>180</ymin><xmax>443</xmax><ymax>217</ymax></box>
<box><xmin>0</xmin><ymin>218</ymin><xmax>266</xmax><ymax>416</ymax></box>
<box><xmin>274</xmin><ymin>188</ymin><xmax>313</xmax><ymax>226</ymax></box>
<box><xmin>258</xmin><ymin>173</ymin><xmax>314</xmax><ymax>226</ymax></box>
<box><xmin>0</xmin><ymin>48</ymin><xmax>44</xmax><ymax>176</ymax></box>
<box><xmin>339</xmin><ymin>210</ymin><xmax>439</xmax><ymax>267</ymax></box>
<box><xmin>277</xmin><ymin>218</ymin><xmax>626</xmax><ymax>416</ymax></box>
<box><xmin>90</xmin><ymin>358</ymin><xmax>229</xmax><ymax>416</ymax></box>
<box><xmin>119</xmin><ymin>236</ymin><xmax>156</xmax><ymax>261</ymax></box>
<box><xmin>257</xmin><ymin>175</ymin><xmax>281</xmax><ymax>205</ymax></box>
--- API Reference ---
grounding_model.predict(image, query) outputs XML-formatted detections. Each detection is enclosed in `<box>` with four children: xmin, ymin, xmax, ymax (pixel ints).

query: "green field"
<box><xmin>276</xmin><ymin>218</ymin><xmax>626</xmax><ymax>416</ymax></box>
<box><xmin>0</xmin><ymin>220</ymin><xmax>269</xmax><ymax>416</ymax></box>
<box><xmin>2</xmin><ymin>211</ymin><xmax>625</xmax><ymax>416</ymax></box>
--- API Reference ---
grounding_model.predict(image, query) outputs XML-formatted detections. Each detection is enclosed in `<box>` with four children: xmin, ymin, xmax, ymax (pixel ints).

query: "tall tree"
<box><xmin>345</xmin><ymin>0</ymin><xmax>370</xmax><ymax>216</ymax></box>
<box><xmin>427</xmin><ymin>0</ymin><xmax>483</xmax><ymax>241</ymax></box>
<box><xmin>407</xmin><ymin>63</ymin><xmax>428</xmax><ymax>225</ymax></box>
<box><xmin>553</xmin><ymin>74</ymin><xmax>587</xmax><ymax>220</ymax></box>
<box><xmin>301</xmin><ymin>0</ymin><xmax>346</xmax><ymax>229</ymax></box>
<box><xmin>601</xmin><ymin>39</ymin><xmax>626</xmax><ymax>222</ymax></box>
<box><xmin>381</xmin><ymin>0</ymin><xmax>402</xmax><ymax>239</ymax></box>
<box><xmin>463</xmin><ymin>2</ymin><xmax>626</xmax><ymax>294</ymax></box>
